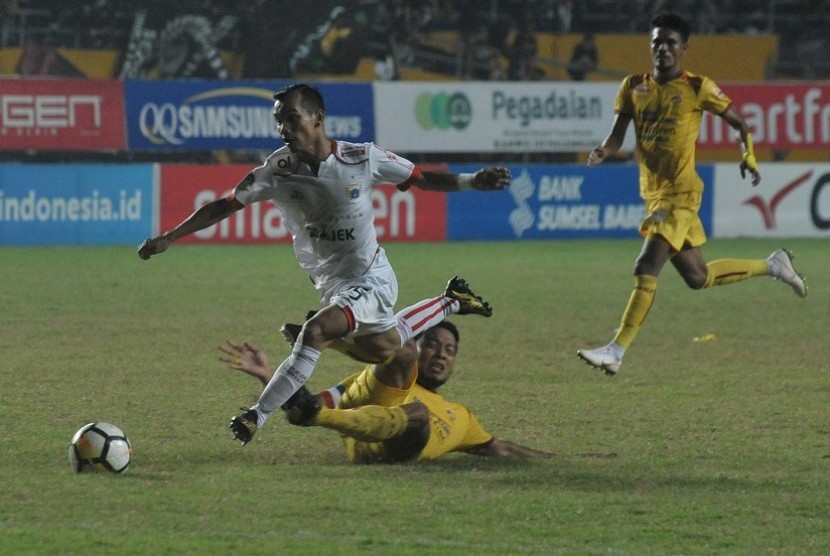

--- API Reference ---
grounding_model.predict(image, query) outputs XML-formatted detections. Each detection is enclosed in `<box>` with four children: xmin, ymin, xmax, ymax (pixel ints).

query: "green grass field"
<box><xmin>1</xmin><ymin>238</ymin><xmax>827</xmax><ymax>555</ymax></box>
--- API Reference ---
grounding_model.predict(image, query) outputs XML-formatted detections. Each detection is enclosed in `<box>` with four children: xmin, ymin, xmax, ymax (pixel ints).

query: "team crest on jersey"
<box><xmin>645</xmin><ymin>208</ymin><xmax>669</xmax><ymax>224</ymax></box>
<box><xmin>345</xmin><ymin>179</ymin><xmax>362</xmax><ymax>200</ymax></box>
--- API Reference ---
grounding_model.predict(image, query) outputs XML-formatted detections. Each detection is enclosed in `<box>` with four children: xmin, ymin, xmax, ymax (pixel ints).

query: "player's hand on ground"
<box><xmin>473</xmin><ymin>167</ymin><xmax>511</xmax><ymax>190</ymax></box>
<box><xmin>219</xmin><ymin>340</ymin><xmax>272</xmax><ymax>384</ymax></box>
<box><xmin>740</xmin><ymin>158</ymin><xmax>761</xmax><ymax>186</ymax></box>
<box><xmin>137</xmin><ymin>236</ymin><xmax>170</xmax><ymax>260</ymax></box>
<box><xmin>587</xmin><ymin>147</ymin><xmax>607</xmax><ymax>167</ymax></box>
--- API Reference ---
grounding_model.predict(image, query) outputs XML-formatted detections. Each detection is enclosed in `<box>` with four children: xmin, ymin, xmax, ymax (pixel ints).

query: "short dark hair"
<box><xmin>273</xmin><ymin>83</ymin><xmax>325</xmax><ymax>113</ymax></box>
<box><xmin>417</xmin><ymin>320</ymin><xmax>460</xmax><ymax>345</ymax></box>
<box><xmin>651</xmin><ymin>13</ymin><xmax>690</xmax><ymax>43</ymax></box>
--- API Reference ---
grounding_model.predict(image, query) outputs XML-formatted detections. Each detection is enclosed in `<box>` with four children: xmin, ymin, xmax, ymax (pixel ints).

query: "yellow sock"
<box><xmin>703</xmin><ymin>259</ymin><xmax>768</xmax><ymax>288</ymax></box>
<box><xmin>313</xmin><ymin>405</ymin><xmax>409</xmax><ymax>442</ymax></box>
<box><xmin>612</xmin><ymin>275</ymin><xmax>658</xmax><ymax>349</ymax></box>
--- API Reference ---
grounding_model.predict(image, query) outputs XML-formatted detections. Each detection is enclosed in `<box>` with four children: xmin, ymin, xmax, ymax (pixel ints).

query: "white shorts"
<box><xmin>316</xmin><ymin>250</ymin><xmax>399</xmax><ymax>338</ymax></box>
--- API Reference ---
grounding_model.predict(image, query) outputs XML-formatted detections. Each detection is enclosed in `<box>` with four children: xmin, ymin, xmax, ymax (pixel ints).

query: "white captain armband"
<box><xmin>457</xmin><ymin>173</ymin><xmax>475</xmax><ymax>191</ymax></box>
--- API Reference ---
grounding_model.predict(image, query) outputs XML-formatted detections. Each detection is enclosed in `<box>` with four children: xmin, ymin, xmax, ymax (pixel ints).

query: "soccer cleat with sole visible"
<box><xmin>766</xmin><ymin>248</ymin><xmax>807</xmax><ymax>298</ymax></box>
<box><xmin>280</xmin><ymin>323</ymin><xmax>302</xmax><ymax>347</ymax></box>
<box><xmin>282</xmin><ymin>385</ymin><xmax>321</xmax><ymax>427</ymax></box>
<box><xmin>229</xmin><ymin>407</ymin><xmax>259</xmax><ymax>445</ymax></box>
<box><xmin>444</xmin><ymin>276</ymin><xmax>493</xmax><ymax>317</ymax></box>
<box><xmin>279</xmin><ymin>310</ymin><xmax>318</xmax><ymax>347</ymax></box>
<box><xmin>577</xmin><ymin>343</ymin><xmax>624</xmax><ymax>376</ymax></box>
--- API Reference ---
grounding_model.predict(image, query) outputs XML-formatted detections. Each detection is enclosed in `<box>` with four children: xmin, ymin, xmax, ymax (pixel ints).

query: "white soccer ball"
<box><xmin>68</xmin><ymin>422</ymin><xmax>132</xmax><ymax>474</ymax></box>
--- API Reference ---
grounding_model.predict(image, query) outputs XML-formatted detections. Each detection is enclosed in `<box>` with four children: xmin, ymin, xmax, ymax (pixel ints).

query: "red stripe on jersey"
<box><xmin>397</xmin><ymin>166</ymin><xmax>422</xmax><ymax>191</ymax></box>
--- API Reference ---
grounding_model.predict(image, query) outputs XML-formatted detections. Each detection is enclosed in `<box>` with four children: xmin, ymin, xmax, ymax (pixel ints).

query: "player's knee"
<box><xmin>633</xmin><ymin>261</ymin><xmax>658</xmax><ymax>276</ymax></box>
<box><xmin>682</xmin><ymin>270</ymin><xmax>708</xmax><ymax>289</ymax></box>
<box><xmin>402</xmin><ymin>401</ymin><xmax>429</xmax><ymax>432</ymax></box>
<box><xmin>298</xmin><ymin>319</ymin><xmax>328</xmax><ymax>349</ymax></box>
<box><xmin>353</xmin><ymin>329</ymin><xmax>402</xmax><ymax>363</ymax></box>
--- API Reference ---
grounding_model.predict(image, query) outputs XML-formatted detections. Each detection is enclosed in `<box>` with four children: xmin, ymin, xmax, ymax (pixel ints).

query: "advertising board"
<box><xmin>125</xmin><ymin>80</ymin><xmax>374</xmax><ymax>151</ymax></box>
<box><xmin>0</xmin><ymin>164</ymin><xmax>152</xmax><ymax>245</ymax></box>
<box><xmin>0</xmin><ymin>78</ymin><xmax>125</xmax><ymax>150</ymax></box>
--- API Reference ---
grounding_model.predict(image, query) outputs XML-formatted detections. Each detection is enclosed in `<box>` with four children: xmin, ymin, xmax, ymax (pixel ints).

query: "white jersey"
<box><xmin>232</xmin><ymin>140</ymin><xmax>416</xmax><ymax>285</ymax></box>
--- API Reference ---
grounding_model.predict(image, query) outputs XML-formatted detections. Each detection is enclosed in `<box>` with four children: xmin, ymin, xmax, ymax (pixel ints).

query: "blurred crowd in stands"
<box><xmin>1</xmin><ymin>0</ymin><xmax>829</xmax><ymax>79</ymax></box>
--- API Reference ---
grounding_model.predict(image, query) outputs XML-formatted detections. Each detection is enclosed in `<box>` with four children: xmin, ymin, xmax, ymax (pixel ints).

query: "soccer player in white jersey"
<box><xmin>138</xmin><ymin>83</ymin><xmax>511</xmax><ymax>445</ymax></box>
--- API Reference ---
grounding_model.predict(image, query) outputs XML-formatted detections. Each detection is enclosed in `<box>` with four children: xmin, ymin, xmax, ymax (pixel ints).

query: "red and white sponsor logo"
<box><xmin>0</xmin><ymin>79</ymin><xmax>125</xmax><ymax>150</ymax></box>
<box><xmin>159</xmin><ymin>165</ymin><xmax>447</xmax><ymax>244</ymax></box>
<box><xmin>713</xmin><ymin>163</ymin><xmax>830</xmax><ymax>237</ymax></box>
<box><xmin>700</xmin><ymin>84</ymin><xmax>830</xmax><ymax>150</ymax></box>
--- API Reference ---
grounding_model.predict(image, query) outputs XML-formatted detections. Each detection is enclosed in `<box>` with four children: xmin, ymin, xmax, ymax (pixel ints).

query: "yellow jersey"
<box><xmin>405</xmin><ymin>384</ymin><xmax>494</xmax><ymax>461</ymax></box>
<box><xmin>615</xmin><ymin>71</ymin><xmax>732</xmax><ymax>201</ymax></box>
<box><xmin>341</xmin><ymin>364</ymin><xmax>494</xmax><ymax>463</ymax></box>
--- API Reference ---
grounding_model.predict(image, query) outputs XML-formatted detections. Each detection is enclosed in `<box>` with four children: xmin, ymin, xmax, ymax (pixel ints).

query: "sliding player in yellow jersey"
<box><xmin>577</xmin><ymin>13</ymin><xmax>806</xmax><ymax>376</ymax></box>
<box><xmin>221</xmin><ymin>320</ymin><xmax>552</xmax><ymax>463</ymax></box>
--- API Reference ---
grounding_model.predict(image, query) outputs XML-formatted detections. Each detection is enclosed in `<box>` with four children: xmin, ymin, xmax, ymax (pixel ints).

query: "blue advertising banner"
<box><xmin>0</xmin><ymin>164</ymin><xmax>154</xmax><ymax>245</ymax></box>
<box><xmin>124</xmin><ymin>80</ymin><xmax>374</xmax><ymax>150</ymax></box>
<box><xmin>447</xmin><ymin>164</ymin><xmax>714</xmax><ymax>241</ymax></box>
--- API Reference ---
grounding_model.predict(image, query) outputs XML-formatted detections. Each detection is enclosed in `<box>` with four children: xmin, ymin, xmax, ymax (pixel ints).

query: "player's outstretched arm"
<box><xmin>416</xmin><ymin>167</ymin><xmax>511</xmax><ymax>192</ymax></box>
<box><xmin>466</xmin><ymin>437</ymin><xmax>555</xmax><ymax>458</ymax></box>
<box><xmin>219</xmin><ymin>340</ymin><xmax>273</xmax><ymax>385</ymax></box>
<box><xmin>137</xmin><ymin>196</ymin><xmax>244</xmax><ymax>260</ymax></box>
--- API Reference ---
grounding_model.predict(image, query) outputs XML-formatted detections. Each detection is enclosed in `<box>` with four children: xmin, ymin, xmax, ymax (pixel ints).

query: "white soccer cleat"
<box><xmin>766</xmin><ymin>249</ymin><xmax>807</xmax><ymax>298</ymax></box>
<box><xmin>577</xmin><ymin>343</ymin><xmax>624</xmax><ymax>376</ymax></box>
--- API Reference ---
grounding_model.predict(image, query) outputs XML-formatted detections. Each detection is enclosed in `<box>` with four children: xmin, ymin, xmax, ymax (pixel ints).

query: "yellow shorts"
<box><xmin>640</xmin><ymin>192</ymin><xmax>707</xmax><ymax>251</ymax></box>
<box><xmin>341</xmin><ymin>366</ymin><xmax>416</xmax><ymax>464</ymax></box>
<box><xmin>341</xmin><ymin>365</ymin><xmax>413</xmax><ymax>408</ymax></box>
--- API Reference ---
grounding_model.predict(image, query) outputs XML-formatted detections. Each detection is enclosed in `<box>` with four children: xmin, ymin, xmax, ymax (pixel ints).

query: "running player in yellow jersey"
<box><xmin>577</xmin><ymin>13</ymin><xmax>807</xmax><ymax>376</ymax></box>
<box><xmin>220</xmin><ymin>320</ymin><xmax>553</xmax><ymax>463</ymax></box>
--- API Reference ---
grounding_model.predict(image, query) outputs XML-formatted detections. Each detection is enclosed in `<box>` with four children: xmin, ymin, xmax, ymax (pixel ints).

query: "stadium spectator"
<box><xmin>507</xmin><ymin>16</ymin><xmax>539</xmax><ymax>81</ymax></box>
<box><xmin>137</xmin><ymin>83</ymin><xmax>511</xmax><ymax>444</ymax></box>
<box><xmin>567</xmin><ymin>32</ymin><xmax>598</xmax><ymax>81</ymax></box>
<box><xmin>461</xmin><ymin>20</ymin><xmax>505</xmax><ymax>80</ymax></box>
<box><xmin>576</xmin><ymin>13</ymin><xmax>807</xmax><ymax>376</ymax></box>
<box><xmin>219</xmin><ymin>321</ymin><xmax>554</xmax><ymax>463</ymax></box>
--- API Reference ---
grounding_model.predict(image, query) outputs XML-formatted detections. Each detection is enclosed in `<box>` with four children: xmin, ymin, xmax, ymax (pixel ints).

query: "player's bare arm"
<box><xmin>416</xmin><ymin>167</ymin><xmax>511</xmax><ymax>192</ymax></box>
<box><xmin>588</xmin><ymin>112</ymin><xmax>631</xmax><ymax>167</ymax></box>
<box><xmin>137</xmin><ymin>178</ymin><xmax>247</xmax><ymax>260</ymax></box>
<box><xmin>467</xmin><ymin>437</ymin><xmax>555</xmax><ymax>458</ymax></box>
<box><xmin>720</xmin><ymin>104</ymin><xmax>761</xmax><ymax>186</ymax></box>
<box><xmin>219</xmin><ymin>340</ymin><xmax>272</xmax><ymax>386</ymax></box>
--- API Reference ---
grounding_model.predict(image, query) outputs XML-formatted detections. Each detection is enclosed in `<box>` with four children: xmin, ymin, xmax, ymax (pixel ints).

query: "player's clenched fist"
<box><xmin>473</xmin><ymin>167</ymin><xmax>512</xmax><ymax>190</ymax></box>
<box><xmin>587</xmin><ymin>147</ymin><xmax>608</xmax><ymax>167</ymax></box>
